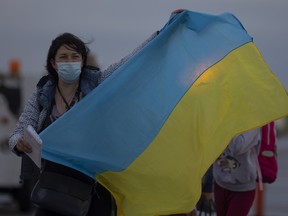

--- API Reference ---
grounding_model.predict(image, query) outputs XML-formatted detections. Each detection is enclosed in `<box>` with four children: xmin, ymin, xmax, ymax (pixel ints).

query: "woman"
<box><xmin>9</xmin><ymin>32</ymin><xmax>157</xmax><ymax>215</ymax></box>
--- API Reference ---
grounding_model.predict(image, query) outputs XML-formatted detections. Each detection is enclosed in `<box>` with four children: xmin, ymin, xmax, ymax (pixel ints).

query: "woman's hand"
<box><xmin>202</xmin><ymin>192</ymin><xmax>214</xmax><ymax>201</ymax></box>
<box><xmin>15</xmin><ymin>137</ymin><xmax>32</xmax><ymax>153</ymax></box>
<box><xmin>172</xmin><ymin>9</ymin><xmax>186</xmax><ymax>14</ymax></box>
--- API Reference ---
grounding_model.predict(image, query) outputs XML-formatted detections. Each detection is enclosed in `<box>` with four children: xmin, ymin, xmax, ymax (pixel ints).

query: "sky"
<box><xmin>1</xmin><ymin>0</ymin><xmax>288</xmax><ymax>91</ymax></box>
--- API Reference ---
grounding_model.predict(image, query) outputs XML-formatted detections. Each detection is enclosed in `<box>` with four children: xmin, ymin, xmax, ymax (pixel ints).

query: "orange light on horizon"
<box><xmin>9</xmin><ymin>59</ymin><xmax>21</xmax><ymax>75</ymax></box>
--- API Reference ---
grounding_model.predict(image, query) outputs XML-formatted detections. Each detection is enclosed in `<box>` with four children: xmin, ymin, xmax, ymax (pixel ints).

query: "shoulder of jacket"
<box><xmin>82</xmin><ymin>66</ymin><xmax>101</xmax><ymax>80</ymax></box>
<box><xmin>36</xmin><ymin>75</ymin><xmax>50</xmax><ymax>88</ymax></box>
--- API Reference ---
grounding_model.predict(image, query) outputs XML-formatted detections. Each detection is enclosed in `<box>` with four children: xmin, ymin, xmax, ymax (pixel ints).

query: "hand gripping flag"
<box><xmin>40</xmin><ymin>11</ymin><xmax>288</xmax><ymax>216</ymax></box>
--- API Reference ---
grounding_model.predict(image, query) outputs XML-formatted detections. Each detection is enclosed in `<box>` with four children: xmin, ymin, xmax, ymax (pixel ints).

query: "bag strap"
<box><xmin>253</xmin><ymin>147</ymin><xmax>263</xmax><ymax>191</ymax></box>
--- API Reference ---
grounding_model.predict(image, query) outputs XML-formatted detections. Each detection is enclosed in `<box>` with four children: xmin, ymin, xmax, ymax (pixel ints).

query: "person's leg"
<box><xmin>34</xmin><ymin>207</ymin><xmax>64</xmax><ymax>216</ymax></box>
<box><xmin>170</xmin><ymin>214</ymin><xmax>190</xmax><ymax>216</ymax></box>
<box><xmin>214</xmin><ymin>183</ymin><xmax>229</xmax><ymax>216</ymax></box>
<box><xmin>87</xmin><ymin>182</ymin><xmax>113</xmax><ymax>216</ymax></box>
<box><xmin>188</xmin><ymin>209</ymin><xmax>198</xmax><ymax>216</ymax></box>
<box><xmin>226</xmin><ymin>189</ymin><xmax>256</xmax><ymax>216</ymax></box>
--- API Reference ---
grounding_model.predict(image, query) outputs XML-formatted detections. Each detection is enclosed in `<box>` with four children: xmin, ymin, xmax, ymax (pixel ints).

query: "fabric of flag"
<box><xmin>40</xmin><ymin>10</ymin><xmax>288</xmax><ymax>216</ymax></box>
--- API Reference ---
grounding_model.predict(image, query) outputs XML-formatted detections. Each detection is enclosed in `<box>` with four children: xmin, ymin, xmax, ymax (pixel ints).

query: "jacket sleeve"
<box><xmin>9</xmin><ymin>89</ymin><xmax>41</xmax><ymax>155</ymax></box>
<box><xmin>225</xmin><ymin>128</ymin><xmax>261</xmax><ymax>156</ymax></box>
<box><xmin>202</xmin><ymin>166</ymin><xmax>214</xmax><ymax>193</ymax></box>
<box><xmin>99</xmin><ymin>31</ymin><xmax>158</xmax><ymax>83</ymax></box>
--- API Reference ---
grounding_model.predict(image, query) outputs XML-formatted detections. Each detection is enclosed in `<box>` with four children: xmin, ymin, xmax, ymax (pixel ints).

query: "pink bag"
<box><xmin>258</xmin><ymin>122</ymin><xmax>278</xmax><ymax>183</ymax></box>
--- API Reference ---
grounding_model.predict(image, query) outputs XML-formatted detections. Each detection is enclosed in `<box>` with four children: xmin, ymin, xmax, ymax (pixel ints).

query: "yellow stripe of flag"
<box><xmin>98</xmin><ymin>42</ymin><xmax>288</xmax><ymax>216</ymax></box>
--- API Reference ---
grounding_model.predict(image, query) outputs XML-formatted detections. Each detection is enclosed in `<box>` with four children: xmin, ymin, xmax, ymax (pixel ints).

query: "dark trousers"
<box><xmin>34</xmin><ymin>183</ymin><xmax>114</xmax><ymax>216</ymax></box>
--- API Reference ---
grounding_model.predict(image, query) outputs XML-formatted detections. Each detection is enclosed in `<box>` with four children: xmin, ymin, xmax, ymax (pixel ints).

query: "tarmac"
<box><xmin>1</xmin><ymin>135</ymin><xmax>287</xmax><ymax>216</ymax></box>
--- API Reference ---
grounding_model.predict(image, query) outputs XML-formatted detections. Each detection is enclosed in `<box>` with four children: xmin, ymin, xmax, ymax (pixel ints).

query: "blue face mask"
<box><xmin>57</xmin><ymin>62</ymin><xmax>81</xmax><ymax>84</ymax></box>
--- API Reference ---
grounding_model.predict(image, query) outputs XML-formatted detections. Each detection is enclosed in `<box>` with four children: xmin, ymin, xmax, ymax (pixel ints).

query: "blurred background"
<box><xmin>1</xmin><ymin>0</ymin><xmax>287</xmax><ymax>215</ymax></box>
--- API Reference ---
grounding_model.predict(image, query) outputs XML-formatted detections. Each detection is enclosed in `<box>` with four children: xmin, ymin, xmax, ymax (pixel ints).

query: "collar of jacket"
<box><xmin>36</xmin><ymin>67</ymin><xmax>100</xmax><ymax>110</ymax></box>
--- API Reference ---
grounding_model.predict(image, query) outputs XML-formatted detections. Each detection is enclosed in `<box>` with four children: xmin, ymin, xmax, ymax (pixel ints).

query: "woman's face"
<box><xmin>51</xmin><ymin>45</ymin><xmax>83</xmax><ymax>69</ymax></box>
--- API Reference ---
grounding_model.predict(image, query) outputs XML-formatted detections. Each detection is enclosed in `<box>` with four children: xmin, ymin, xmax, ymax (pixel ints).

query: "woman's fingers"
<box><xmin>172</xmin><ymin>9</ymin><xmax>186</xmax><ymax>14</ymax></box>
<box><xmin>16</xmin><ymin>138</ymin><xmax>32</xmax><ymax>153</ymax></box>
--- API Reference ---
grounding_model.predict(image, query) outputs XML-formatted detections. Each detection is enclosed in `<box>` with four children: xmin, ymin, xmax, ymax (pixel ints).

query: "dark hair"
<box><xmin>46</xmin><ymin>33</ymin><xmax>89</xmax><ymax>81</ymax></box>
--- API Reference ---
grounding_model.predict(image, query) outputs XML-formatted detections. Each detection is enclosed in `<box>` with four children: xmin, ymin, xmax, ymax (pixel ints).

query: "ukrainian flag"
<box><xmin>40</xmin><ymin>11</ymin><xmax>288</xmax><ymax>216</ymax></box>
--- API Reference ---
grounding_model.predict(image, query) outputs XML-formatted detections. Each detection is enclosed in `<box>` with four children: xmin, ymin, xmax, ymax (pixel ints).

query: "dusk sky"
<box><xmin>1</xmin><ymin>0</ymin><xmax>287</xmax><ymax>90</ymax></box>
